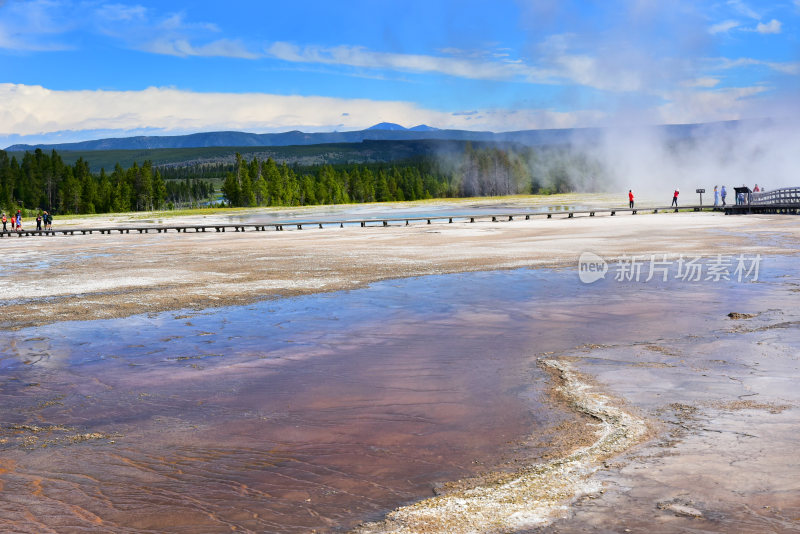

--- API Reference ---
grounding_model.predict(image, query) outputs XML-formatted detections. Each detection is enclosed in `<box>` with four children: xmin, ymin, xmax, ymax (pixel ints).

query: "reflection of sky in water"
<box><xmin>134</xmin><ymin>204</ymin><xmax>591</xmax><ymax>226</ymax></box>
<box><xmin>225</xmin><ymin>204</ymin><xmax>591</xmax><ymax>224</ymax></box>
<box><xmin>0</xmin><ymin>257</ymin><xmax>796</xmax><ymax>533</ymax></box>
<box><xmin>5</xmin><ymin>269</ymin><xmax>576</xmax><ymax>369</ymax></box>
<box><xmin>3</xmin><ymin>256</ymin><xmax>792</xmax><ymax>372</ymax></box>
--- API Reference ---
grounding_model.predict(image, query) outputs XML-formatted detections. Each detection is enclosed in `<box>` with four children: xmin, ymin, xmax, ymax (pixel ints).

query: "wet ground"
<box><xmin>0</xmin><ymin>269</ymin><xmax>599</xmax><ymax>533</ymax></box>
<box><xmin>543</xmin><ymin>269</ymin><xmax>800</xmax><ymax>533</ymax></box>
<box><xmin>127</xmin><ymin>202</ymin><xmax>593</xmax><ymax>227</ymax></box>
<box><xmin>1</xmin><ymin>256</ymin><xmax>798</xmax><ymax>532</ymax></box>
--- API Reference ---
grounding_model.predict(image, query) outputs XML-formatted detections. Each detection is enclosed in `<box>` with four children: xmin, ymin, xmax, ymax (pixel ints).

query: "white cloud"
<box><xmin>727</xmin><ymin>0</ymin><xmax>760</xmax><ymax>20</ymax></box>
<box><xmin>682</xmin><ymin>77</ymin><xmax>720</xmax><ymax>88</ymax></box>
<box><xmin>755</xmin><ymin>19</ymin><xmax>782</xmax><ymax>34</ymax></box>
<box><xmin>0</xmin><ymin>1</ymin><xmax>248</xmax><ymax>57</ymax></box>
<box><xmin>0</xmin><ymin>84</ymin><xmax>609</xmax><ymax>142</ymax></box>
<box><xmin>266</xmin><ymin>42</ymin><xmax>554</xmax><ymax>83</ymax></box>
<box><xmin>158</xmin><ymin>12</ymin><xmax>219</xmax><ymax>33</ymax></box>
<box><xmin>0</xmin><ymin>0</ymin><xmax>74</xmax><ymax>51</ymax></box>
<box><xmin>546</xmin><ymin>50</ymin><xmax>643</xmax><ymax>92</ymax></box>
<box><xmin>2</xmin><ymin>82</ymin><xmax>793</xmax><ymax>148</ymax></box>
<box><xmin>94</xmin><ymin>5</ymin><xmax>252</xmax><ymax>58</ymax></box>
<box><xmin>535</xmin><ymin>33</ymin><xmax>653</xmax><ymax>92</ymax></box>
<box><xmin>142</xmin><ymin>38</ymin><xmax>259</xmax><ymax>59</ymax></box>
<box><xmin>714</xmin><ymin>57</ymin><xmax>799</xmax><ymax>75</ymax></box>
<box><xmin>267</xmin><ymin>39</ymin><xmax>653</xmax><ymax>93</ymax></box>
<box><xmin>709</xmin><ymin>20</ymin><xmax>740</xmax><ymax>34</ymax></box>
<box><xmin>95</xmin><ymin>3</ymin><xmax>147</xmax><ymax>22</ymax></box>
<box><xmin>657</xmin><ymin>85</ymin><xmax>769</xmax><ymax>124</ymax></box>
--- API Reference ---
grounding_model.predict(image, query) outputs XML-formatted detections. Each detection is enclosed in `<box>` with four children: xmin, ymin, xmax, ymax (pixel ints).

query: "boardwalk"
<box><xmin>3</xmin><ymin>194</ymin><xmax>798</xmax><ymax>239</ymax></box>
<box><xmin>0</xmin><ymin>204</ymin><xmax>725</xmax><ymax>238</ymax></box>
<box><xmin>726</xmin><ymin>186</ymin><xmax>800</xmax><ymax>215</ymax></box>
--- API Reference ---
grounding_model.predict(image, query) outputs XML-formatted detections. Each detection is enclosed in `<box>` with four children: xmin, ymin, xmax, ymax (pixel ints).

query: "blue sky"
<box><xmin>1</xmin><ymin>0</ymin><xmax>798</xmax><ymax>146</ymax></box>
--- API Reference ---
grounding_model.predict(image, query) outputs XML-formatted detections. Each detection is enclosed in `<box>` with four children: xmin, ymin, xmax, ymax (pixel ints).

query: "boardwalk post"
<box><xmin>14</xmin><ymin>200</ymin><xmax>798</xmax><ymax>239</ymax></box>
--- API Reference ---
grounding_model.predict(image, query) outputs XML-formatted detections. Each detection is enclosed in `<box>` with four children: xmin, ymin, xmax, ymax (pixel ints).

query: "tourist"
<box><xmin>44</xmin><ymin>211</ymin><xmax>51</xmax><ymax>230</ymax></box>
<box><xmin>721</xmin><ymin>185</ymin><xmax>727</xmax><ymax>206</ymax></box>
<box><xmin>15</xmin><ymin>210</ymin><xmax>22</xmax><ymax>231</ymax></box>
<box><xmin>1</xmin><ymin>213</ymin><xmax>6</xmax><ymax>232</ymax></box>
<box><xmin>753</xmin><ymin>184</ymin><xmax>760</xmax><ymax>193</ymax></box>
<box><xmin>628</xmin><ymin>189</ymin><xmax>634</xmax><ymax>209</ymax></box>
<box><xmin>36</xmin><ymin>212</ymin><xmax>43</xmax><ymax>231</ymax></box>
<box><xmin>671</xmin><ymin>188</ymin><xmax>679</xmax><ymax>207</ymax></box>
<box><xmin>713</xmin><ymin>186</ymin><xmax>719</xmax><ymax>207</ymax></box>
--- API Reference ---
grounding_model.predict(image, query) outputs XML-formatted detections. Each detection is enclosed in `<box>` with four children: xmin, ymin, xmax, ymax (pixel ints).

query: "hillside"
<box><xmin>9</xmin><ymin>139</ymin><xmax>527</xmax><ymax>173</ymax></box>
<box><xmin>6</xmin><ymin>126</ymin><xmax>500</xmax><ymax>152</ymax></box>
<box><xmin>6</xmin><ymin>120</ymin><xmax>763</xmax><ymax>155</ymax></box>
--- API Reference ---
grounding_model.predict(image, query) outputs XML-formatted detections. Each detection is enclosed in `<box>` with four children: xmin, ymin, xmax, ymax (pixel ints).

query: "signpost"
<box><xmin>696</xmin><ymin>188</ymin><xmax>705</xmax><ymax>206</ymax></box>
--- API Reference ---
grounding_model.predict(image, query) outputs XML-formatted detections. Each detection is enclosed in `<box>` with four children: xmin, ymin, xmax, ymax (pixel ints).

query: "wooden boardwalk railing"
<box><xmin>751</xmin><ymin>187</ymin><xmax>800</xmax><ymax>205</ymax></box>
<box><xmin>0</xmin><ymin>204</ymin><xmax>735</xmax><ymax>238</ymax></box>
<box><xmin>730</xmin><ymin>187</ymin><xmax>800</xmax><ymax>214</ymax></box>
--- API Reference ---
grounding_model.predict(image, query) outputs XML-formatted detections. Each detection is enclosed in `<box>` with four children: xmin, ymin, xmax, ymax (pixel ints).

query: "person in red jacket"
<box><xmin>628</xmin><ymin>190</ymin><xmax>634</xmax><ymax>208</ymax></box>
<box><xmin>671</xmin><ymin>188</ymin><xmax>679</xmax><ymax>207</ymax></box>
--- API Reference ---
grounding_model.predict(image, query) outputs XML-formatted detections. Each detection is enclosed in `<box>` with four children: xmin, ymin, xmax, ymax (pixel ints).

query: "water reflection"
<box><xmin>0</xmin><ymin>263</ymin><xmax>786</xmax><ymax>532</ymax></box>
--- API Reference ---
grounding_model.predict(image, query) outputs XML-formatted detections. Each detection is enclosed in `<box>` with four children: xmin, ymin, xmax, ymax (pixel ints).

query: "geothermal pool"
<box><xmin>0</xmin><ymin>261</ymin><xmax>790</xmax><ymax>532</ymax></box>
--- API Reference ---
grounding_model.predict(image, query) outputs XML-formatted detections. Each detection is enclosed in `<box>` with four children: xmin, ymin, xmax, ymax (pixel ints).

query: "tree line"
<box><xmin>0</xmin><ymin>149</ymin><xmax>213</xmax><ymax>214</ymax></box>
<box><xmin>1</xmin><ymin>143</ymin><xmax>598</xmax><ymax>214</ymax></box>
<box><xmin>218</xmin><ymin>143</ymin><xmax>567</xmax><ymax>207</ymax></box>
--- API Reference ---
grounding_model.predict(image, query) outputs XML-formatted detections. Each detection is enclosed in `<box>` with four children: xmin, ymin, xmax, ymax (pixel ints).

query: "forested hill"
<box><xmin>5</xmin><ymin>126</ymin><xmax>579</xmax><ymax>152</ymax></box>
<box><xmin>0</xmin><ymin>142</ymin><xmax>605</xmax><ymax>215</ymax></box>
<box><xmin>4</xmin><ymin>139</ymin><xmax>530</xmax><ymax>174</ymax></box>
<box><xmin>5</xmin><ymin>120</ymin><xmax>753</xmax><ymax>153</ymax></box>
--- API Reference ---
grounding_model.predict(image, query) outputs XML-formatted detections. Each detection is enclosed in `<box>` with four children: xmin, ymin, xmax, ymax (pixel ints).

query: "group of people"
<box><xmin>713</xmin><ymin>184</ymin><xmax>763</xmax><ymax>207</ymax></box>
<box><xmin>625</xmin><ymin>184</ymin><xmax>765</xmax><ymax>209</ymax></box>
<box><xmin>1</xmin><ymin>210</ymin><xmax>53</xmax><ymax>232</ymax></box>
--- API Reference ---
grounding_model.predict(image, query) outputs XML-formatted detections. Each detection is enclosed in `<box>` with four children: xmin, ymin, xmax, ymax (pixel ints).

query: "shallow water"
<box><xmin>134</xmin><ymin>202</ymin><xmax>592</xmax><ymax>226</ymax></box>
<box><xmin>0</xmin><ymin>260</ymin><xmax>793</xmax><ymax>532</ymax></box>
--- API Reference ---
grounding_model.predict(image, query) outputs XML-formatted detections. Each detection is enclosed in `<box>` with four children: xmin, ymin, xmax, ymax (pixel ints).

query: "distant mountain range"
<box><xmin>365</xmin><ymin>122</ymin><xmax>439</xmax><ymax>132</ymax></box>
<box><xmin>5</xmin><ymin>123</ymin><xmax>565</xmax><ymax>152</ymax></box>
<box><xmin>4</xmin><ymin>120</ymin><xmax>763</xmax><ymax>152</ymax></box>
